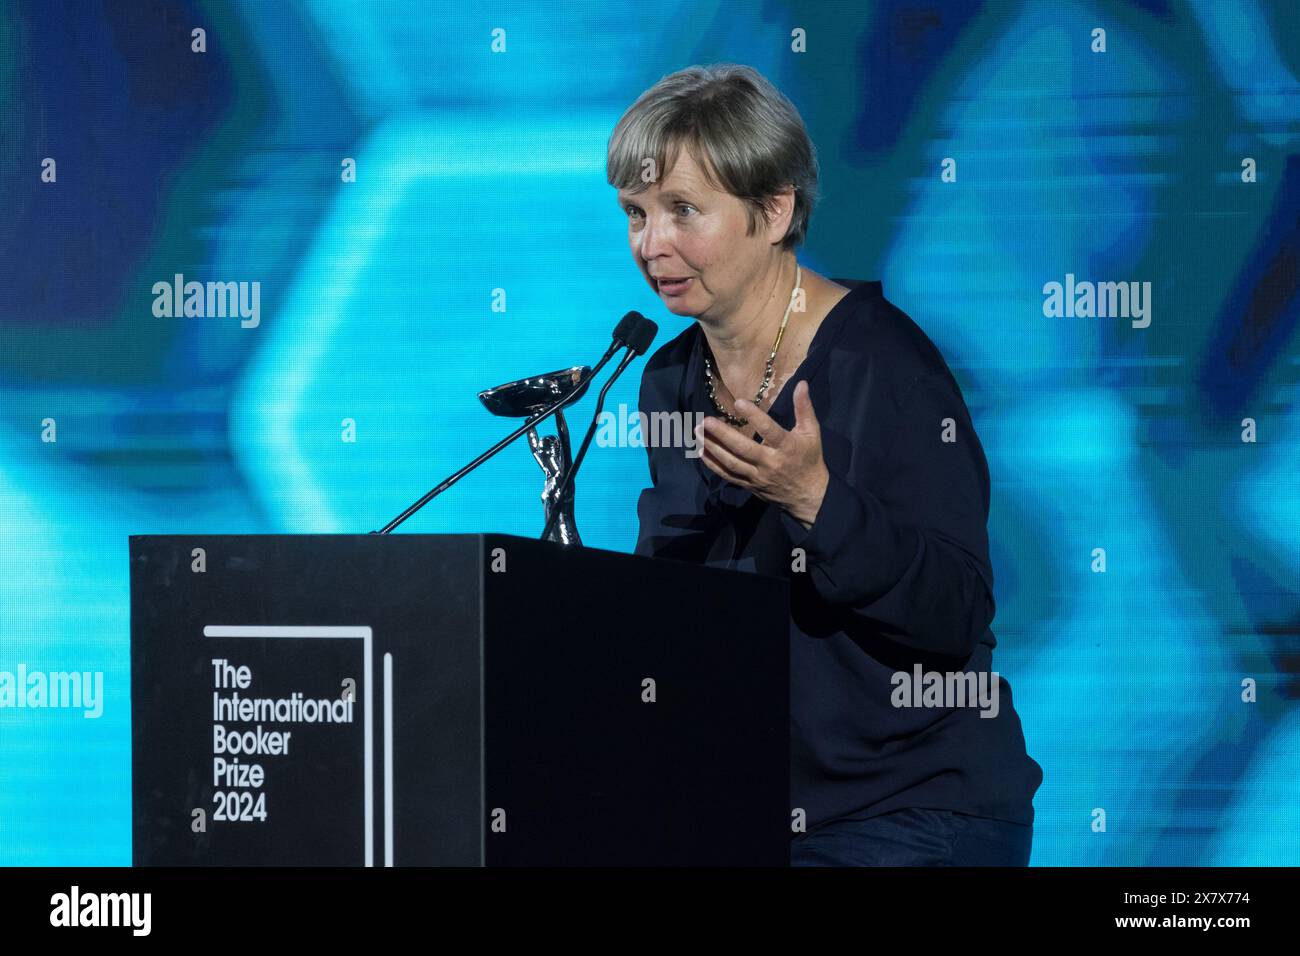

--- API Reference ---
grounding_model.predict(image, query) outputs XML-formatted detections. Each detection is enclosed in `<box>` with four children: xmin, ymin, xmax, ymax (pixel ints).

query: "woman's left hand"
<box><xmin>695</xmin><ymin>379</ymin><xmax>830</xmax><ymax>529</ymax></box>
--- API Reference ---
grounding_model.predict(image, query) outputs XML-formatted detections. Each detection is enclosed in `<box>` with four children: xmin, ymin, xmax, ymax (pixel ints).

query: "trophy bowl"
<box><xmin>478</xmin><ymin>366</ymin><xmax>591</xmax><ymax>417</ymax></box>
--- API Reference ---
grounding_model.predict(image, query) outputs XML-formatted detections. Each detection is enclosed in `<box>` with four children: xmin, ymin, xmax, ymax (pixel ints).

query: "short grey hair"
<box><xmin>607</xmin><ymin>63</ymin><xmax>820</xmax><ymax>251</ymax></box>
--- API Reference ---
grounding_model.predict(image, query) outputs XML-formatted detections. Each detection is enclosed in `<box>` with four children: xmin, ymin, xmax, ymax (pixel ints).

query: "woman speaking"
<box><xmin>609</xmin><ymin>64</ymin><xmax>1043</xmax><ymax>866</ymax></box>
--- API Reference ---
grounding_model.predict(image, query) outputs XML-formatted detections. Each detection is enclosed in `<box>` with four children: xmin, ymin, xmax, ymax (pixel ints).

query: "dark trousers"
<box><xmin>790</xmin><ymin>807</ymin><xmax>1032</xmax><ymax>866</ymax></box>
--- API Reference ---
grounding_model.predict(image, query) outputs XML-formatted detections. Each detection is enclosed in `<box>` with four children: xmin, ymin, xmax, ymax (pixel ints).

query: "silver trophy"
<box><xmin>478</xmin><ymin>366</ymin><xmax>590</xmax><ymax>546</ymax></box>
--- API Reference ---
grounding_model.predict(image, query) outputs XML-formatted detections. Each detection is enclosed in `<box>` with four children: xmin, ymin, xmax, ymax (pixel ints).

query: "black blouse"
<box><xmin>634</xmin><ymin>278</ymin><xmax>1044</xmax><ymax>831</ymax></box>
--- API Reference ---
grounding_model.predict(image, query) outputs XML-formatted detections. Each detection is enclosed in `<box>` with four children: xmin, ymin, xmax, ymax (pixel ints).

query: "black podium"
<box><xmin>130</xmin><ymin>533</ymin><xmax>790</xmax><ymax>866</ymax></box>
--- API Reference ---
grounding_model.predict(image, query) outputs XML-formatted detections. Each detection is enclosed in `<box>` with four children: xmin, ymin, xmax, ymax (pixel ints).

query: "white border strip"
<box><xmin>383</xmin><ymin>651</ymin><xmax>393</xmax><ymax>867</ymax></box>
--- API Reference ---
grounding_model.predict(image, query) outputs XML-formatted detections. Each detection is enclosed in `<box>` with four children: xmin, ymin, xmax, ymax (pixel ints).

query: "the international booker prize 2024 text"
<box><xmin>210</xmin><ymin>658</ymin><xmax>355</xmax><ymax>823</ymax></box>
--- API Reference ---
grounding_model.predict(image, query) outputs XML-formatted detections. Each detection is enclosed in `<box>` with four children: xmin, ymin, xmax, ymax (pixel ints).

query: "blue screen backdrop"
<box><xmin>0</xmin><ymin>0</ymin><xmax>1298</xmax><ymax>865</ymax></box>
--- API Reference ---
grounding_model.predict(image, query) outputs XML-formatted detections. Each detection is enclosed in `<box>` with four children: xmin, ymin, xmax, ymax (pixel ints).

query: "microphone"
<box><xmin>539</xmin><ymin>314</ymin><xmax>658</xmax><ymax>543</ymax></box>
<box><xmin>372</xmin><ymin>313</ymin><xmax>648</xmax><ymax>534</ymax></box>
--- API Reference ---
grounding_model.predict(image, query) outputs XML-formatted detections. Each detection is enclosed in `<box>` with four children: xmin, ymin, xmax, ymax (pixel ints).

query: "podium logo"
<box><xmin>151</xmin><ymin>273</ymin><xmax>261</xmax><ymax>328</ymax></box>
<box><xmin>50</xmin><ymin>886</ymin><xmax>151</xmax><ymax>936</ymax></box>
